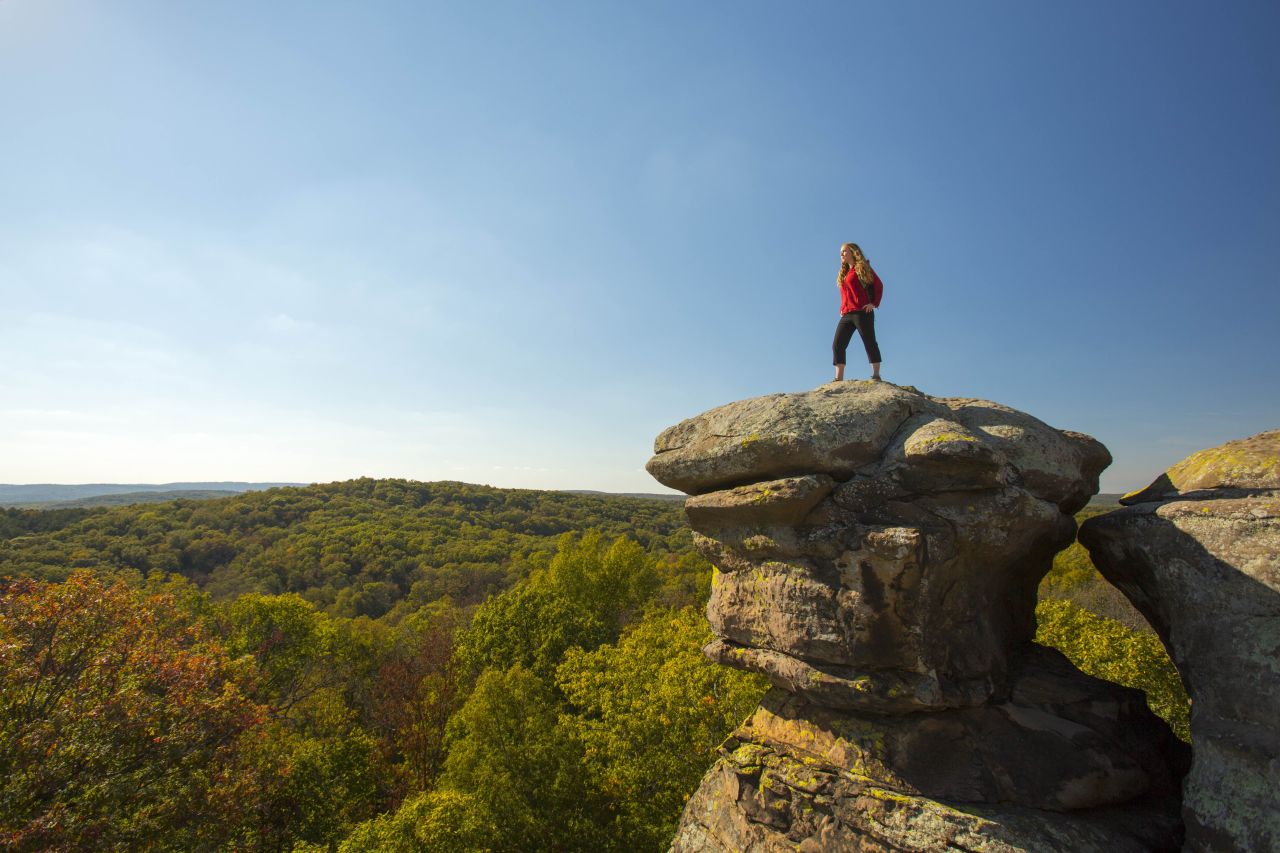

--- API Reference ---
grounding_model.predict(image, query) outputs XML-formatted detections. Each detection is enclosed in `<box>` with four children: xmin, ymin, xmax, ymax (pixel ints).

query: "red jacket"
<box><xmin>839</xmin><ymin>267</ymin><xmax>883</xmax><ymax>314</ymax></box>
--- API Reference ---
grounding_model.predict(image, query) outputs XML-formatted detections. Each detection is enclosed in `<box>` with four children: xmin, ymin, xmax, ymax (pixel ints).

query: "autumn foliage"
<box><xmin>0</xmin><ymin>487</ymin><xmax>1192</xmax><ymax>851</ymax></box>
<box><xmin>0</xmin><ymin>573</ymin><xmax>264</xmax><ymax>851</ymax></box>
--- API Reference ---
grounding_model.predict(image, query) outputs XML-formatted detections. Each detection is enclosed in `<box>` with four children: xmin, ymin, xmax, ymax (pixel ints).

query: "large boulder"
<box><xmin>649</xmin><ymin>383</ymin><xmax>1108</xmax><ymax>514</ymax></box>
<box><xmin>1080</xmin><ymin>430</ymin><xmax>1280</xmax><ymax>853</ymax></box>
<box><xmin>650</xmin><ymin>382</ymin><xmax>1187</xmax><ymax>851</ymax></box>
<box><xmin>648</xmin><ymin>382</ymin><xmax>1111</xmax><ymax>712</ymax></box>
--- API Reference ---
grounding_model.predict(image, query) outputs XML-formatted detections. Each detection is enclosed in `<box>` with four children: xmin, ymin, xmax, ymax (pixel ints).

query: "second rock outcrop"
<box><xmin>1081</xmin><ymin>430</ymin><xmax>1280</xmax><ymax>853</ymax></box>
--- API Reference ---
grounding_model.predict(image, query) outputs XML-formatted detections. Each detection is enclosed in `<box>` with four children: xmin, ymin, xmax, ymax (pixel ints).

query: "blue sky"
<box><xmin>1</xmin><ymin>1</ymin><xmax>1276</xmax><ymax>493</ymax></box>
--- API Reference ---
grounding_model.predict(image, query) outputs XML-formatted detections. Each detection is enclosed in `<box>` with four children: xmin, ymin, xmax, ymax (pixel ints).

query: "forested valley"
<box><xmin>0</xmin><ymin>480</ymin><xmax>1188</xmax><ymax>851</ymax></box>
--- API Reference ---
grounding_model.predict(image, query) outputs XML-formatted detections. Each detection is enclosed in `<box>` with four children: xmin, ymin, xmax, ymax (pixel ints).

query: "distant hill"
<box><xmin>0</xmin><ymin>482</ymin><xmax>303</xmax><ymax>508</ymax></box>
<box><xmin>0</xmin><ymin>478</ymin><xmax>694</xmax><ymax>617</ymax></box>
<box><xmin>563</xmin><ymin>489</ymin><xmax>685</xmax><ymax>502</ymax></box>
<box><xmin>1089</xmin><ymin>493</ymin><xmax>1124</xmax><ymax>507</ymax></box>
<box><xmin>39</xmin><ymin>490</ymin><xmax>243</xmax><ymax>508</ymax></box>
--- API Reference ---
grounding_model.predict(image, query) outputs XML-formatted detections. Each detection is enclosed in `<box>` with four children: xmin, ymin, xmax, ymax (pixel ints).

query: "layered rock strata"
<box><xmin>1080</xmin><ymin>430</ymin><xmax>1280</xmax><ymax>853</ymax></box>
<box><xmin>649</xmin><ymin>382</ymin><xmax>1187</xmax><ymax>851</ymax></box>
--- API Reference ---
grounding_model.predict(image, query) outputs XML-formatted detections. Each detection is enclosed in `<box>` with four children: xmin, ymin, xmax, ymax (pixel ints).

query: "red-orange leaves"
<box><xmin>0</xmin><ymin>572</ymin><xmax>265</xmax><ymax>851</ymax></box>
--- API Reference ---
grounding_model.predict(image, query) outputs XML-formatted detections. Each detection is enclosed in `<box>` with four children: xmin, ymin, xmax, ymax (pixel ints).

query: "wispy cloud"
<box><xmin>262</xmin><ymin>313</ymin><xmax>311</xmax><ymax>334</ymax></box>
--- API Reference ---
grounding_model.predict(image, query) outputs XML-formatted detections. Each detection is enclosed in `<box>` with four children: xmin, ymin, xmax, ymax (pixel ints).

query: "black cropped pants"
<box><xmin>832</xmin><ymin>310</ymin><xmax>882</xmax><ymax>365</ymax></box>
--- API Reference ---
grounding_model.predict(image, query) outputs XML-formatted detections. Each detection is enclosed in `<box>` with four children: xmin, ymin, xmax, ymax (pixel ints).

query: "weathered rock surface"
<box><xmin>648</xmin><ymin>382</ymin><xmax>1111</xmax><ymax>712</ymax></box>
<box><xmin>1080</xmin><ymin>430</ymin><xmax>1280</xmax><ymax>853</ymax></box>
<box><xmin>649</xmin><ymin>383</ymin><xmax>1109</xmax><ymax>514</ymax></box>
<box><xmin>672</xmin><ymin>731</ymin><xmax>1182</xmax><ymax>853</ymax></box>
<box><xmin>650</xmin><ymin>382</ymin><xmax>1187</xmax><ymax>851</ymax></box>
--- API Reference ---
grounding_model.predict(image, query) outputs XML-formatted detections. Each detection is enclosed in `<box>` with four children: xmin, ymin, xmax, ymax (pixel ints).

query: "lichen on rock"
<box><xmin>1119</xmin><ymin>429</ymin><xmax>1280</xmax><ymax>505</ymax></box>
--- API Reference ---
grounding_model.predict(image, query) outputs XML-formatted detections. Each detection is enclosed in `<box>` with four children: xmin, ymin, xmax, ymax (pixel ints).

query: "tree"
<box><xmin>454</xmin><ymin>584</ymin><xmax>609</xmax><ymax>682</ymax></box>
<box><xmin>537</xmin><ymin>532</ymin><xmax>659</xmax><ymax>635</ymax></box>
<box><xmin>653</xmin><ymin>550</ymin><xmax>714</xmax><ymax>610</ymax></box>
<box><xmin>360</xmin><ymin>601</ymin><xmax>468</xmax><ymax>797</ymax></box>
<box><xmin>220</xmin><ymin>592</ymin><xmax>338</xmax><ymax>716</ymax></box>
<box><xmin>434</xmin><ymin>665</ymin><xmax>612</xmax><ymax>853</ymax></box>
<box><xmin>233</xmin><ymin>696</ymin><xmax>380</xmax><ymax>851</ymax></box>
<box><xmin>333</xmin><ymin>789</ymin><xmax>498</xmax><ymax>853</ymax></box>
<box><xmin>453</xmin><ymin>533</ymin><xmax>664</xmax><ymax>683</ymax></box>
<box><xmin>0</xmin><ymin>573</ymin><xmax>264</xmax><ymax>851</ymax></box>
<box><xmin>557</xmin><ymin>608</ymin><xmax>768</xmax><ymax>850</ymax></box>
<box><xmin>218</xmin><ymin>593</ymin><xmax>384</xmax><ymax>848</ymax></box>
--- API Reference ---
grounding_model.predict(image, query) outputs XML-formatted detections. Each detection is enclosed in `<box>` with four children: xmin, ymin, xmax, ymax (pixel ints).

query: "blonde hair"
<box><xmin>838</xmin><ymin>243</ymin><xmax>876</xmax><ymax>289</ymax></box>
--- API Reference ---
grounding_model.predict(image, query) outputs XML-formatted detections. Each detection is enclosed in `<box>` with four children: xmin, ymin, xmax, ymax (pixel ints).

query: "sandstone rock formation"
<box><xmin>1080</xmin><ymin>430</ymin><xmax>1280</xmax><ymax>853</ymax></box>
<box><xmin>649</xmin><ymin>382</ymin><xmax>1188</xmax><ymax>852</ymax></box>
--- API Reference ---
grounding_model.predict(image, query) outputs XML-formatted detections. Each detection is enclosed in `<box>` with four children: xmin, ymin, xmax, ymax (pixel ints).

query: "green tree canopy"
<box><xmin>0</xmin><ymin>480</ymin><xmax>690</xmax><ymax>615</ymax></box>
<box><xmin>455</xmin><ymin>583</ymin><xmax>609</xmax><ymax>681</ymax></box>
<box><xmin>434</xmin><ymin>665</ymin><xmax>612</xmax><ymax>853</ymax></box>
<box><xmin>536</xmin><ymin>531</ymin><xmax>659</xmax><ymax>634</ymax></box>
<box><xmin>221</xmin><ymin>592</ymin><xmax>339</xmax><ymax>715</ymax></box>
<box><xmin>333</xmin><ymin>788</ymin><xmax>498</xmax><ymax>853</ymax></box>
<box><xmin>454</xmin><ymin>532</ymin><xmax>662</xmax><ymax>682</ymax></box>
<box><xmin>557</xmin><ymin>608</ymin><xmax>768</xmax><ymax>850</ymax></box>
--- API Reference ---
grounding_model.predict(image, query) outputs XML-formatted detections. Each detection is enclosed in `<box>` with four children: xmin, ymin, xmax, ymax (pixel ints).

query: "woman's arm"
<box><xmin>862</xmin><ymin>271</ymin><xmax>883</xmax><ymax>312</ymax></box>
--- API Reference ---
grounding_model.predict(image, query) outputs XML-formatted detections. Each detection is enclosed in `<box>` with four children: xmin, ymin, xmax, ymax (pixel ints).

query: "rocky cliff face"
<box><xmin>649</xmin><ymin>382</ymin><xmax>1187</xmax><ymax>852</ymax></box>
<box><xmin>1080</xmin><ymin>430</ymin><xmax>1280</xmax><ymax>853</ymax></box>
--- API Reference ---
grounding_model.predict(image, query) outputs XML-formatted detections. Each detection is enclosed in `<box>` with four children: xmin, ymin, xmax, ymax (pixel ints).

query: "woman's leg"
<box><xmin>832</xmin><ymin>314</ymin><xmax>856</xmax><ymax>380</ymax></box>
<box><xmin>850</xmin><ymin>311</ymin><xmax>882</xmax><ymax>377</ymax></box>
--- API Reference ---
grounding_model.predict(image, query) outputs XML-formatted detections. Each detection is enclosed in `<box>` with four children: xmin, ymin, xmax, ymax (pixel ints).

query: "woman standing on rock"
<box><xmin>833</xmin><ymin>242</ymin><xmax>883</xmax><ymax>382</ymax></box>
